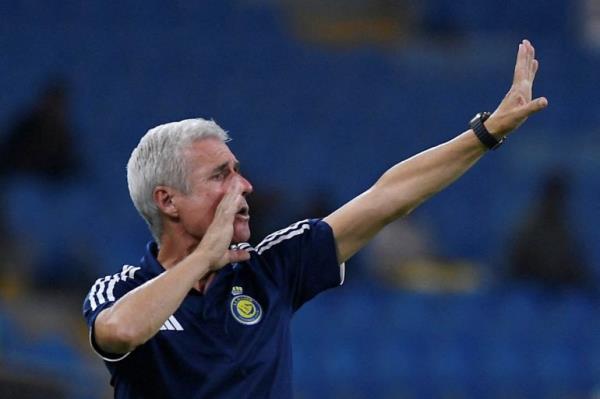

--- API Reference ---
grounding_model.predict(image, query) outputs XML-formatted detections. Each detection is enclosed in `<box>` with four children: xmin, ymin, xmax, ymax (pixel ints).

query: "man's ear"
<box><xmin>153</xmin><ymin>186</ymin><xmax>179</xmax><ymax>218</ymax></box>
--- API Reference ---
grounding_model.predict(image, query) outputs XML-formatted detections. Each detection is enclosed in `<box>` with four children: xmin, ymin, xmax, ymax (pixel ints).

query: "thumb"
<box><xmin>521</xmin><ymin>96</ymin><xmax>548</xmax><ymax>116</ymax></box>
<box><xmin>227</xmin><ymin>249</ymin><xmax>251</xmax><ymax>264</ymax></box>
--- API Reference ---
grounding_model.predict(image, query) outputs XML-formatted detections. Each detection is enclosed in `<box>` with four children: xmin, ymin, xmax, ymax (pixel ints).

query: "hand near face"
<box><xmin>485</xmin><ymin>39</ymin><xmax>548</xmax><ymax>137</ymax></box>
<box><xmin>195</xmin><ymin>176</ymin><xmax>251</xmax><ymax>270</ymax></box>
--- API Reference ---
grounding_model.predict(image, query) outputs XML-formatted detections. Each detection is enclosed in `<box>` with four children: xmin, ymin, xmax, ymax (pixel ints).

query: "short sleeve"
<box><xmin>82</xmin><ymin>264</ymin><xmax>143</xmax><ymax>361</ymax></box>
<box><xmin>255</xmin><ymin>219</ymin><xmax>344</xmax><ymax>311</ymax></box>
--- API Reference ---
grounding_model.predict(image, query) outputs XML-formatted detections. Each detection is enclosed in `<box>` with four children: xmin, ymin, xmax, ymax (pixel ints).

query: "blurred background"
<box><xmin>1</xmin><ymin>0</ymin><xmax>599</xmax><ymax>398</ymax></box>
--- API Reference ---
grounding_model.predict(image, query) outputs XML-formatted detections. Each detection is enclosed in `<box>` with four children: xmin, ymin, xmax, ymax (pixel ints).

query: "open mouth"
<box><xmin>236</xmin><ymin>206</ymin><xmax>250</xmax><ymax>217</ymax></box>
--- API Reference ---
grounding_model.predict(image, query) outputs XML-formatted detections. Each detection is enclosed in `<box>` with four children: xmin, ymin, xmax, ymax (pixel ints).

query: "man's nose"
<box><xmin>240</xmin><ymin>175</ymin><xmax>253</xmax><ymax>196</ymax></box>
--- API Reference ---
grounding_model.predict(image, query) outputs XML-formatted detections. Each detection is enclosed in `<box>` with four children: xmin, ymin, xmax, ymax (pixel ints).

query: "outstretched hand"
<box><xmin>195</xmin><ymin>177</ymin><xmax>250</xmax><ymax>271</ymax></box>
<box><xmin>485</xmin><ymin>39</ymin><xmax>548</xmax><ymax>137</ymax></box>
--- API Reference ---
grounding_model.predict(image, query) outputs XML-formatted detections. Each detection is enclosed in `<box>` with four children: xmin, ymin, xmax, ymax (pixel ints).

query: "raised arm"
<box><xmin>324</xmin><ymin>39</ymin><xmax>548</xmax><ymax>263</ymax></box>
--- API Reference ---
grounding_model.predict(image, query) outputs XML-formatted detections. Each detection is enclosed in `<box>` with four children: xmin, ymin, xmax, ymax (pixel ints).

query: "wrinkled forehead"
<box><xmin>182</xmin><ymin>137</ymin><xmax>237</xmax><ymax>173</ymax></box>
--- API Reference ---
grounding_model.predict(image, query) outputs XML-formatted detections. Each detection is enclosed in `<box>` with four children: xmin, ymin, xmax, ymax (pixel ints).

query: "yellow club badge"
<box><xmin>230</xmin><ymin>294</ymin><xmax>262</xmax><ymax>326</ymax></box>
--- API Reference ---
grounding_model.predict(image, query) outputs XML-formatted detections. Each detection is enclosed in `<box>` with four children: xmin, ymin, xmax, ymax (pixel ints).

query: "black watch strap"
<box><xmin>469</xmin><ymin>112</ymin><xmax>504</xmax><ymax>150</ymax></box>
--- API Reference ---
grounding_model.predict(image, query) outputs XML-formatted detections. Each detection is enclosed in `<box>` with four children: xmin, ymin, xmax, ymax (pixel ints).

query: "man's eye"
<box><xmin>211</xmin><ymin>170</ymin><xmax>231</xmax><ymax>181</ymax></box>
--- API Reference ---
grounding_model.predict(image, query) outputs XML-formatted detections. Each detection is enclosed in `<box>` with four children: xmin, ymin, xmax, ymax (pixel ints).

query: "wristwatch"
<box><xmin>469</xmin><ymin>112</ymin><xmax>504</xmax><ymax>150</ymax></box>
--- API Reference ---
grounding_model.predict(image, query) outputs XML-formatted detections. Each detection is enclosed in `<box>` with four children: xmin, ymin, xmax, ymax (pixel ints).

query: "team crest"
<box><xmin>230</xmin><ymin>295</ymin><xmax>262</xmax><ymax>325</ymax></box>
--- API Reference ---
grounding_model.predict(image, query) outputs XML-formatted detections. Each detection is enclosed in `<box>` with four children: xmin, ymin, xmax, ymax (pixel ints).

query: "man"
<box><xmin>83</xmin><ymin>40</ymin><xmax>547</xmax><ymax>398</ymax></box>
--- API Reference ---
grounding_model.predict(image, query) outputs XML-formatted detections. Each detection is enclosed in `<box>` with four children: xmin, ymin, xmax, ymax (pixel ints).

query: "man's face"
<box><xmin>174</xmin><ymin>138</ymin><xmax>253</xmax><ymax>243</ymax></box>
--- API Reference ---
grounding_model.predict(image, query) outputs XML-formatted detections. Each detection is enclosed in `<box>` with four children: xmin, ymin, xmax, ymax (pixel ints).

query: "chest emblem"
<box><xmin>230</xmin><ymin>295</ymin><xmax>262</xmax><ymax>325</ymax></box>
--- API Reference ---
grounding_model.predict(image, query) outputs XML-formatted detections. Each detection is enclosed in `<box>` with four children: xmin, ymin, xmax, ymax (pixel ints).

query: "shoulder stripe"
<box><xmin>235</xmin><ymin>242</ymin><xmax>255</xmax><ymax>251</ymax></box>
<box><xmin>123</xmin><ymin>265</ymin><xmax>140</xmax><ymax>280</ymax></box>
<box><xmin>257</xmin><ymin>223</ymin><xmax>311</xmax><ymax>255</ymax></box>
<box><xmin>259</xmin><ymin>219</ymin><xmax>308</xmax><ymax>245</ymax></box>
<box><xmin>106</xmin><ymin>275</ymin><xmax>121</xmax><ymax>302</ymax></box>
<box><xmin>88</xmin><ymin>277</ymin><xmax>103</xmax><ymax>310</ymax></box>
<box><xmin>256</xmin><ymin>220</ymin><xmax>309</xmax><ymax>252</ymax></box>
<box><xmin>88</xmin><ymin>265</ymin><xmax>140</xmax><ymax>311</ymax></box>
<box><xmin>95</xmin><ymin>276</ymin><xmax>111</xmax><ymax>307</ymax></box>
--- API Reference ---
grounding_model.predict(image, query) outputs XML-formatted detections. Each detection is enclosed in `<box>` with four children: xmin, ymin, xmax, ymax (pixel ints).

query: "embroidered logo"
<box><xmin>230</xmin><ymin>295</ymin><xmax>262</xmax><ymax>326</ymax></box>
<box><xmin>159</xmin><ymin>315</ymin><xmax>184</xmax><ymax>331</ymax></box>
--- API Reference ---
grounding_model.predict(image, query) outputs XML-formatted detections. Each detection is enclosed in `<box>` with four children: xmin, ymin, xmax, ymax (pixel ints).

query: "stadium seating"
<box><xmin>1</xmin><ymin>1</ymin><xmax>599</xmax><ymax>398</ymax></box>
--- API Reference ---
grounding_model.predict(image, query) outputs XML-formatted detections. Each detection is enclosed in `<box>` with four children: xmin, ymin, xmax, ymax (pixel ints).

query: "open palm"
<box><xmin>486</xmin><ymin>39</ymin><xmax>548</xmax><ymax>137</ymax></box>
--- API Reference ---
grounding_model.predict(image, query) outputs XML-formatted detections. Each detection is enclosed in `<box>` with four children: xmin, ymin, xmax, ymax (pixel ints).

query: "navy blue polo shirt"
<box><xmin>83</xmin><ymin>219</ymin><xmax>344</xmax><ymax>399</ymax></box>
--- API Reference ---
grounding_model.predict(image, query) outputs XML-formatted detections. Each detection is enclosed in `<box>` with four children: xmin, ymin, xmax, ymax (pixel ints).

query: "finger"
<box><xmin>226</xmin><ymin>177</ymin><xmax>247</xmax><ymax>213</ymax></box>
<box><xmin>218</xmin><ymin>178</ymin><xmax>244</xmax><ymax>209</ymax></box>
<box><xmin>227</xmin><ymin>249</ymin><xmax>251</xmax><ymax>263</ymax></box>
<box><xmin>522</xmin><ymin>39</ymin><xmax>531</xmax><ymax>70</ymax></box>
<box><xmin>519</xmin><ymin>97</ymin><xmax>549</xmax><ymax>117</ymax></box>
<box><xmin>513</xmin><ymin>43</ymin><xmax>527</xmax><ymax>84</ymax></box>
<box><xmin>528</xmin><ymin>40</ymin><xmax>535</xmax><ymax>63</ymax></box>
<box><xmin>531</xmin><ymin>59</ymin><xmax>539</xmax><ymax>80</ymax></box>
<box><xmin>213</xmin><ymin>179</ymin><xmax>244</xmax><ymax>223</ymax></box>
<box><xmin>523</xmin><ymin>39</ymin><xmax>533</xmax><ymax>68</ymax></box>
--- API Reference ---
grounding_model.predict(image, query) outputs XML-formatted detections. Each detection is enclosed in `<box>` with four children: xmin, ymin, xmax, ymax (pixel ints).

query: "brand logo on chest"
<box><xmin>159</xmin><ymin>315</ymin><xmax>184</xmax><ymax>331</ymax></box>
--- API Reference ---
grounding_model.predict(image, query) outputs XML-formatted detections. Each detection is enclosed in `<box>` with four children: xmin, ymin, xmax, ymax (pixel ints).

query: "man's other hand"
<box><xmin>485</xmin><ymin>39</ymin><xmax>549</xmax><ymax>137</ymax></box>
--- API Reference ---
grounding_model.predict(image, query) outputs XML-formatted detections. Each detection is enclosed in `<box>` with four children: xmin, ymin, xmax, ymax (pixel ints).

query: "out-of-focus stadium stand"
<box><xmin>0</xmin><ymin>1</ymin><xmax>598</xmax><ymax>398</ymax></box>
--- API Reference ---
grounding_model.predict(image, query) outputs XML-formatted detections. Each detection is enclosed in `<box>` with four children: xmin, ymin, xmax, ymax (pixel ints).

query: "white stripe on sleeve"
<box><xmin>258</xmin><ymin>220</ymin><xmax>308</xmax><ymax>248</ymax></box>
<box><xmin>88</xmin><ymin>277</ymin><xmax>103</xmax><ymax>311</ymax></box>
<box><xmin>95</xmin><ymin>276</ymin><xmax>111</xmax><ymax>306</ymax></box>
<box><xmin>88</xmin><ymin>265</ymin><xmax>141</xmax><ymax>311</ymax></box>
<box><xmin>106</xmin><ymin>275</ymin><xmax>121</xmax><ymax>302</ymax></box>
<box><xmin>127</xmin><ymin>266</ymin><xmax>140</xmax><ymax>279</ymax></box>
<box><xmin>257</xmin><ymin>223</ymin><xmax>310</xmax><ymax>255</ymax></box>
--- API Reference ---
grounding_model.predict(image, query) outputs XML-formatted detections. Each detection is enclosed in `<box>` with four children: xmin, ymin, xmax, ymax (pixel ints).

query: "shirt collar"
<box><xmin>141</xmin><ymin>241</ymin><xmax>166</xmax><ymax>277</ymax></box>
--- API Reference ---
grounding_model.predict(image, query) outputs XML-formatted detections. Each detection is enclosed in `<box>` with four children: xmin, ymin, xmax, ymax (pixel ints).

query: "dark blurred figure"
<box><xmin>0</xmin><ymin>78</ymin><xmax>84</xmax><ymax>294</ymax></box>
<box><xmin>369</xmin><ymin>215</ymin><xmax>484</xmax><ymax>293</ymax></box>
<box><xmin>0</xmin><ymin>78</ymin><xmax>92</xmax><ymax>329</ymax></box>
<box><xmin>0</xmin><ymin>79</ymin><xmax>80</xmax><ymax>181</ymax></box>
<box><xmin>0</xmin><ymin>80</ymin><xmax>94</xmax><ymax>398</ymax></box>
<box><xmin>509</xmin><ymin>171</ymin><xmax>590</xmax><ymax>289</ymax></box>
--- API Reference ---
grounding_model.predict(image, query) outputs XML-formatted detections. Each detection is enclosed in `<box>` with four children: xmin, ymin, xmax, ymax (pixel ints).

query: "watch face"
<box><xmin>469</xmin><ymin>112</ymin><xmax>491</xmax><ymax>129</ymax></box>
<box><xmin>469</xmin><ymin>112</ymin><xmax>501</xmax><ymax>150</ymax></box>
